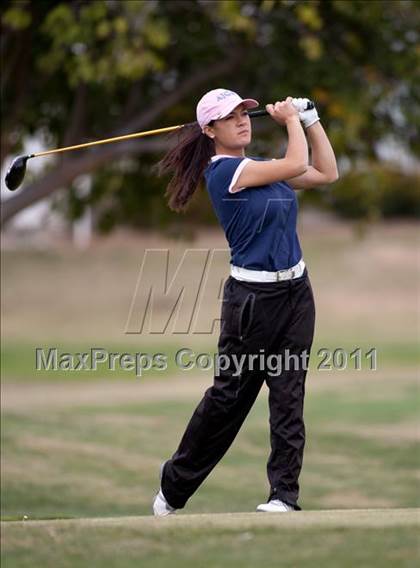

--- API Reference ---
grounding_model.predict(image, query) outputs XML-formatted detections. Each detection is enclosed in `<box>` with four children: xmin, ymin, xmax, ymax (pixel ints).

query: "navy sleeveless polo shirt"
<box><xmin>204</xmin><ymin>155</ymin><xmax>303</xmax><ymax>271</ymax></box>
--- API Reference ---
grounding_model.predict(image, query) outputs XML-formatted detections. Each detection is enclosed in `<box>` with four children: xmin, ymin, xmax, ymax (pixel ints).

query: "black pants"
<box><xmin>161</xmin><ymin>267</ymin><xmax>316</xmax><ymax>511</ymax></box>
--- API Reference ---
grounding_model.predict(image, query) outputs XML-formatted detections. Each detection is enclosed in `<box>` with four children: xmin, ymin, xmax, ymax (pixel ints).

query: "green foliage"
<box><xmin>325</xmin><ymin>164</ymin><xmax>420</xmax><ymax>220</ymax></box>
<box><xmin>1</xmin><ymin>1</ymin><xmax>31</xmax><ymax>30</ymax></box>
<box><xmin>1</xmin><ymin>0</ymin><xmax>419</xmax><ymax>228</ymax></box>
<box><xmin>62</xmin><ymin>154</ymin><xmax>215</xmax><ymax>233</ymax></box>
<box><xmin>38</xmin><ymin>1</ymin><xmax>168</xmax><ymax>86</ymax></box>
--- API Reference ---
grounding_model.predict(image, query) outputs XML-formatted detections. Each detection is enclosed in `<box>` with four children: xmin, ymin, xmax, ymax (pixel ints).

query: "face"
<box><xmin>203</xmin><ymin>103</ymin><xmax>251</xmax><ymax>154</ymax></box>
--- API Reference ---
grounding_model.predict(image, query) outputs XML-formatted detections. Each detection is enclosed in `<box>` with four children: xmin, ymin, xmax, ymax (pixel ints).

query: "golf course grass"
<box><xmin>2</xmin><ymin>510</ymin><xmax>419</xmax><ymax>568</ymax></box>
<box><xmin>2</xmin><ymin>220</ymin><xmax>419</xmax><ymax>566</ymax></box>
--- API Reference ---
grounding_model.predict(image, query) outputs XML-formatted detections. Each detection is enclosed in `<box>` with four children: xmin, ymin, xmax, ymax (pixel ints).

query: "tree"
<box><xmin>1</xmin><ymin>0</ymin><xmax>419</xmax><ymax>228</ymax></box>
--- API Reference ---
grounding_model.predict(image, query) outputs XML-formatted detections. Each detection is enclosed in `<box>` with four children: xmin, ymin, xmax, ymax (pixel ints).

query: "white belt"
<box><xmin>231</xmin><ymin>259</ymin><xmax>306</xmax><ymax>282</ymax></box>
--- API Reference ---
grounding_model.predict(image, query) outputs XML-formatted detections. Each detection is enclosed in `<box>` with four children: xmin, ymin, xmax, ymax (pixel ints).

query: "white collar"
<box><xmin>210</xmin><ymin>154</ymin><xmax>246</xmax><ymax>162</ymax></box>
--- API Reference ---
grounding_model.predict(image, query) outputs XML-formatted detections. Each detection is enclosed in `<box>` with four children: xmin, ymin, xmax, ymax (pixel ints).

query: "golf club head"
<box><xmin>5</xmin><ymin>155</ymin><xmax>31</xmax><ymax>191</ymax></box>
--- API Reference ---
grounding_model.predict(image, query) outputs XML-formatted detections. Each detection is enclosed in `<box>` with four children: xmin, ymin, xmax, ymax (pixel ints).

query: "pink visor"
<box><xmin>196</xmin><ymin>88</ymin><xmax>259</xmax><ymax>129</ymax></box>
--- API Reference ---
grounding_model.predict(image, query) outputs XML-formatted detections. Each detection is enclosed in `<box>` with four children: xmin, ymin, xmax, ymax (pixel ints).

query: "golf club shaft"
<box><xmin>4</xmin><ymin>101</ymin><xmax>314</xmax><ymax>191</ymax></box>
<box><xmin>32</xmin><ymin>125</ymin><xmax>186</xmax><ymax>158</ymax></box>
<box><xmin>248</xmin><ymin>110</ymin><xmax>269</xmax><ymax>117</ymax></box>
<box><xmin>31</xmin><ymin>106</ymin><xmax>311</xmax><ymax>159</ymax></box>
<box><xmin>33</xmin><ymin>112</ymin><xmax>269</xmax><ymax>158</ymax></box>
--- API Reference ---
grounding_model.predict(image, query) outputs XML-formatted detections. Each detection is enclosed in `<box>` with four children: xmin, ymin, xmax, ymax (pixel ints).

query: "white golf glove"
<box><xmin>292</xmin><ymin>97</ymin><xmax>320</xmax><ymax>129</ymax></box>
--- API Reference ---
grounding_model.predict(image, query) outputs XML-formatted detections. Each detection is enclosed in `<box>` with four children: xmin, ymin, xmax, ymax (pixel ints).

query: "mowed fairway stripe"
<box><xmin>2</xmin><ymin>370</ymin><xmax>415</xmax><ymax>411</ymax></box>
<box><xmin>2</xmin><ymin>509</ymin><xmax>419</xmax><ymax>532</ymax></box>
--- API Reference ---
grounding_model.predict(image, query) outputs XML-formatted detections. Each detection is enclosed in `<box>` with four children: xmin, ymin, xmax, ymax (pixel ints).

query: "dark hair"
<box><xmin>153</xmin><ymin>120</ymin><xmax>215</xmax><ymax>212</ymax></box>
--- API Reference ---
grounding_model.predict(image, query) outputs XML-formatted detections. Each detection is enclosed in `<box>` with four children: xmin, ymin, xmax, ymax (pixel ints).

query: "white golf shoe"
<box><xmin>152</xmin><ymin>461</ymin><xmax>177</xmax><ymax>517</ymax></box>
<box><xmin>256</xmin><ymin>499</ymin><xmax>295</xmax><ymax>512</ymax></box>
<box><xmin>153</xmin><ymin>489</ymin><xmax>177</xmax><ymax>516</ymax></box>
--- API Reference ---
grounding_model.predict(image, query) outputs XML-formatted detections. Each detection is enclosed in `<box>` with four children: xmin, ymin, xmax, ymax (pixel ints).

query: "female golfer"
<box><xmin>152</xmin><ymin>88</ymin><xmax>338</xmax><ymax>515</ymax></box>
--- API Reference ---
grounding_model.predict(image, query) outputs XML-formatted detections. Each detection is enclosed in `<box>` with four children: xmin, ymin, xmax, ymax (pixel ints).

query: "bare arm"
<box><xmin>286</xmin><ymin>121</ymin><xmax>339</xmax><ymax>190</ymax></box>
<box><xmin>283</xmin><ymin>115</ymin><xmax>309</xmax><ymax>173</ymax></box>
<box><xmin>231</xmin><ymin>101</ymin><xmax>308</xmax><ymax>192</ymax></box>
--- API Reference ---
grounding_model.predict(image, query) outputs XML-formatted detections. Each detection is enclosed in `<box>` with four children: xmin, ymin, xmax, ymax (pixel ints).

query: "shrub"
<box><xmin>301</xmin><ymin>163</ymin><xmax>420</xmax><ymax>220</ymax></box>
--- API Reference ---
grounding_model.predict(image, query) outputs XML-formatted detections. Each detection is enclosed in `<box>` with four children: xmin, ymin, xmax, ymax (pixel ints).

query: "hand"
<box><xmin>292</xmin><ymin>97</ymin><xmax>320</xmax><ymax>129</ymax></box>
<box><xmin>265</xmin><ymin>97</ymin><xmax>299</xmax><ymax>126</ymax></box>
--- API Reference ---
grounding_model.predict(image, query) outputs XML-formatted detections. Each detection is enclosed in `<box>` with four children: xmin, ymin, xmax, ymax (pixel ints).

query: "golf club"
<box><xmin>4</xmin><ymin>100</ymin><xmax>314</xmax><ymax>191</ymax></box>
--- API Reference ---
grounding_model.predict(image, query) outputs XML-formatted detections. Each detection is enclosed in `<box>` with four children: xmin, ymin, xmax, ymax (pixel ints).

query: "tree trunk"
<box><xmin>1</xmin><ymin>139</ymin><xmax>167</xmax><ymax>225</ymax></box>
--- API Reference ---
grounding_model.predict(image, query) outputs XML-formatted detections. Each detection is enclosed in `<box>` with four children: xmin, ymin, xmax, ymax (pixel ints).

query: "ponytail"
<box><xmin>153</xmin><ymin>121</ymin><xmax>215</xmax><ymax>212</ymax></box>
